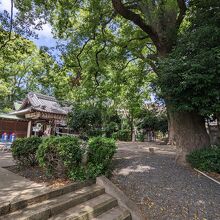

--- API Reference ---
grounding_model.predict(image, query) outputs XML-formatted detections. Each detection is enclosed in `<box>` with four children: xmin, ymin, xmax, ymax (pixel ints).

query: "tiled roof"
<box><xmin>17</xmin><ymin>92</ymin><xmax>68</xmax><ymax>115</ymax></box>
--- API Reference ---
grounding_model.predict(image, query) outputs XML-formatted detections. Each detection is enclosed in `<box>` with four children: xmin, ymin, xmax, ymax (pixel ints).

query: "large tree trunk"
<box><xmin>168</xmin><ymin>109</ymin><xmax>210</xmax><ymax>163</ymax></box>
<box><xmin>167</xmin><ymin>108</ymin><xmax>175</xmax><ymax>145</ymax></box>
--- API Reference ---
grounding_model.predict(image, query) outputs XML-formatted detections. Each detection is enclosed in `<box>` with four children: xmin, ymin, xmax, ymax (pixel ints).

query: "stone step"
<box><xmin>0</xmin><ymin>180</ymin><xmax>95</xmax><ymax>216</ymax></box>
<box><xmin>1</xmin><ymin>184</ymin><xmax>105</xmax><ymax>220</ymax></box>
<box><xmin>92</xmin><ymin>206</ymin><xmax>132</xmax><ymax>220</ymax></box>
<box><xmin>50</xmin><ymin>193</ymin><xmax>118</xmax><ymax>220</ymax></box>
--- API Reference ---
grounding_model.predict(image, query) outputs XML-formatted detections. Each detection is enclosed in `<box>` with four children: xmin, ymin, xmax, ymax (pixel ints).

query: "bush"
<box><xmin>104</xmin><ymin>122</ymin><xmax>119</xmax><ymax>138</ymax></box>
<box><xmin>187</xmin><ymin>146</ymin><xmax>220</xmax><ymax>173</ymax></box>
<box><xmin>37</xmin><ymin>136</ymin><xmax>83</xmax><ymax>177</ymax></box>
<box><xmin>69</xmin><ymin>163</ymin><xmax>105</xmax><ymax>181</ymax></box>
<box><xmin>69</xmin><ymin>137</ymin><xmax>116</xmax><ymax>180</ymax></box>
<box><xmin>136</xmin><ymin>132</ymin><xmax>145</xmax><ymax>142</ymax></box>
<box><xmin>12</xmin><ymin>136</ymin><xmax>42</xmax><ymax>167</ymax></box>
<box><xmin>112</xmin><ymin>129</ymin><xmax>131</xmax><ymax>141</ymax></box>
<box><xmin>68</xmin><ymin>105</ymin><xmax>102</xmax><ymax>137</ymax></box>
<box><xmin>88</xmin><ymin>137</ymin><xmax>117</xmax><ymax>171</ymax></box>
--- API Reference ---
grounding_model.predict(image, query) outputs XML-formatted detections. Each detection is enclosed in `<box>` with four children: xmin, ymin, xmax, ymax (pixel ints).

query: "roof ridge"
<box><xmin>29</xmin><ymin>92</ymin><xmax>57</xmax><ymax>102</ymax></box>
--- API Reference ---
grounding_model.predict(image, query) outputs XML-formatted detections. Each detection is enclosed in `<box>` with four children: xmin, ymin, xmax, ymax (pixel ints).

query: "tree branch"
<box><xmin>122</xmin><ymin>35</ymin><xmax>148</xmax><ymax>48</ymax></box>
<box><xmin>176</xmin><ymin>0</ymin><xmax>187</xmax><ymax>29</ymax></box>
<box><xmin>0</xmin><ymin>0</ymin><xmax>14</xmax><ymax>50</ymax></box>
<box><xmin>76</xmin><ymin>38</ymin><xmax>92</xmax><ymax>70</ymax></box>
<box><xmin>111</xmin><ymin>0</ymin><xmax>160</xmax><ymax>49</ymax></box>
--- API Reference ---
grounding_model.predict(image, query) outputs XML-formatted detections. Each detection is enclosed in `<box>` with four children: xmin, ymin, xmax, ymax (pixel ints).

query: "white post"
<box><xmin>27</xmin><ymin>121</ymin><xmax>32</xmax><ymax>137</ymax></box>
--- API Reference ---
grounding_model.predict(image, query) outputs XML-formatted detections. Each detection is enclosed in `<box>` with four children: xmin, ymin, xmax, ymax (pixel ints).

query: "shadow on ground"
<box><xmin>111</xmin><ymin>142</ymin><xmax>220</xmax><ymax>220</ymax></box>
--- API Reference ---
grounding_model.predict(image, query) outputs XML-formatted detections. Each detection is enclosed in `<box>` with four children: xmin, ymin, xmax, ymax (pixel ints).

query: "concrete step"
<box><xmin>50</xmin><ymin>193</ymin><xmax>118</xmax><ymax>220</ymax></box>
<box><xmin>92</xmin><ymin>206</ymin><xmax>132</xmax><ymax>220</ymax></box>
<box><xmin>0</xmin><ymin>180</ymin><xmax>95</xmax><ymax>216</ymax></box>
<box><xmin>1</xmin><ymin>184</ymin><xmax>105</xmax><ymax>220</ymax></box>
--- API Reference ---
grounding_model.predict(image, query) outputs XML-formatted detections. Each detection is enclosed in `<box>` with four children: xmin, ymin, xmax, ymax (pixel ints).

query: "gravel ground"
<box><xmin>111</xmin><ymin>142</ymin><xmax>220</xmax><ymax>220</ymax></box>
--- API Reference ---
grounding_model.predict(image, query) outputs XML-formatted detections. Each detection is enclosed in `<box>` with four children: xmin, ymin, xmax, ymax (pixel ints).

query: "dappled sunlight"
<box><xmin>117</xmin><ymin>165</ymin><xmax>155</xmax><ymax>176</ymax></box>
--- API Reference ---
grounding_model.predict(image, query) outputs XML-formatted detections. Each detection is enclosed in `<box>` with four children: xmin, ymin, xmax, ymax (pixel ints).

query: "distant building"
<box><xmin>1</xmin><ymin>92</ymin><xmax>69</xmax><ymax>137</ymax></box>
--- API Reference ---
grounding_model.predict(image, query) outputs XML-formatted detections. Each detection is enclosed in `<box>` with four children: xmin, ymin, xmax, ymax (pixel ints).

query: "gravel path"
<box><xmin>111</xmin><ymin>142</ymin><xmax>220</xmax><ymax>220</ymax></box>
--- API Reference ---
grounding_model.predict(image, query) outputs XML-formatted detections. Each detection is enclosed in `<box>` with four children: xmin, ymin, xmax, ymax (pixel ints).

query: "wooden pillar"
<box><xmin>27</xmin><ymin>120</ymin><xmax>32</xmax><ymax>137</ymax></box>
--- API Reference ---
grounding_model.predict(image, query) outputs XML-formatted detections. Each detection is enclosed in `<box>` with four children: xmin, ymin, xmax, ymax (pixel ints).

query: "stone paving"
<box><xmin>111</xmin><ymin>142</ymin><xmax>220</xmax><ymax>220</ymax></box>
<box><xmin>0</xmin><ymin>152</ymin><xmax>45</xmax><ymax>206</ymax></box>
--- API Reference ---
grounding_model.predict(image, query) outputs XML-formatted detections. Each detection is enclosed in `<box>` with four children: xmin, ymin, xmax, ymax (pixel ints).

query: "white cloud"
<box><xmin>36</xmin><ymin>23</ymin><xmax>53</xmax><ymax>39</ymax></box>
<box><xmin>1</xmin><ymin>0</ymin><xmax>53</xmax><ymax>39</ymax></box>
<box><xmin>0</xmin><ymin>0</ymin><xmax>18</xmax><ymax>14</ymax></box>
<box><xmin>0</xmin><ymin>0</ymin><xmax>56</xmax><ymax>47</ymax></box>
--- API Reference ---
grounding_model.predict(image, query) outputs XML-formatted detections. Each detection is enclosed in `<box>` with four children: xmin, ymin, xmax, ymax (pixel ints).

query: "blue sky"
<box><xmin>0</xmin><ymin>0</ymin><xmax>57</xmax><ymax>48</ymax></box>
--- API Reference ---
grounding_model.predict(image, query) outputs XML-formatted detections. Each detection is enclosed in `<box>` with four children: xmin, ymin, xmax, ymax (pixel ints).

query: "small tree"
<box><xmin>68</xmin><ymin>105</ymin><xmax>102</xmax><ymax>137</ymax></box>
<box><xmin>137</xmin><ymin>107</ymin><xmax>168</xmax><ymax>137</ymax></box>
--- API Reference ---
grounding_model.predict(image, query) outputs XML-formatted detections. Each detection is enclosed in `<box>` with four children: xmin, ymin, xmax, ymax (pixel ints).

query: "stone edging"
<box><xmin>96</xmin><ymin>176</ymin><xmax>146</xmax><ymax>220</ymax></box>
<box><xmin>194</xmin><ymin>168</ymin><xmax>220</xmax><ymax>186</ymax></box>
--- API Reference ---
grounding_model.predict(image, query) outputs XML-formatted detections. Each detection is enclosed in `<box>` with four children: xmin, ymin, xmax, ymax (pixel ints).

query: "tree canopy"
<box><xmin>158</xmin><ymin>0</ymin><xmax>220</xmax><ymax>116</ymax></box>
<box><xmin>0</xmin><ymin>28</ymin><xmax>57</xmax><ymax>111</ymax></box>
<box><xmin>1</xmin><ymin>0</ymin><xmax>219</xmax><ymax>155</ymax></box>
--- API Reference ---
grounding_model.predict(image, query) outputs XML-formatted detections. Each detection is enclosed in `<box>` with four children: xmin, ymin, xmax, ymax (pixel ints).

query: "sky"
<box><xmin>0</xmin><ymin>0</ymin><xmax>57</xmax><ymax>48</ymax></box>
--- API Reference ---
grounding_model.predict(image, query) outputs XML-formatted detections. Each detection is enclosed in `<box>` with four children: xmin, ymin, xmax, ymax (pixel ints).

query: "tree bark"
<box><xmin>167</xmin><ymin>108</ymin><xmax>175</xmax><ymax>145</ymax></box>
<box><xmin>169</xmin><ymin>109</ymin><xmax>210</xmax><ymax>163</ymax></box>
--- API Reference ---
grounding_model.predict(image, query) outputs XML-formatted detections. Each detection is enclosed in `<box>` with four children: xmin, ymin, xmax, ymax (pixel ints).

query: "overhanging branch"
<box><xmin>111</xmin><ymin>0</ymin><xmax>160</xmax><ymax>49</ymax></box>
<box><xmin>176</xmin><ymin>0</ymin><xmax>187</xmax><ymax>29</ymax></box>
<box><xmin>0</xmin><ymin>0</ymin><xmax>14</xmax><ymax>50</ymax></box>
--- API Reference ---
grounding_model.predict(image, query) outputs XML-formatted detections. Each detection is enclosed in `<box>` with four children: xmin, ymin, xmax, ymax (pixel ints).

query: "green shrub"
<box><xmin>88</xmin><ymin>137</ymin><xmax>117</xmax><ymax>170</ymax></box>
<box><xmin>104</xmin><ymin>122</ymin><xmax>119</xmax><ymax>138</ymax></box>
<box><xmin>87</xmin><ymin>128</ymin><xmax>103</xmax><ymax>137</ymax></box>
<box><xmin>112</xmin><ymin>129</ymin><xmax>131</xmax><ymax>141</ymax></box>
<box><xmin>136</xmin><ymin>132</ymin><xmax>145</xmax><ymax>142</ymax></box>
<box><xmin>187</xmin><ymin>146</ymin><xmax>220</xmax><ymax>173</ymax></box>
<box><xmin>12</xmin><ymin>136</ymin><xmax>42</xmax><ymax>167</ymax></box>
<box><xmin>69</xmin><ymin>137</ymin><xmax>117</xmax><ymax>181</ymax></box>
<box><xmin>37</xmin><ymin>136</ymin><xmax>83</xmax><ymax>177</ymax></box>
<box><xmin>69</xmin><ymin>163</ymin><xmax>105</xmax><ymax>181</ymax></box>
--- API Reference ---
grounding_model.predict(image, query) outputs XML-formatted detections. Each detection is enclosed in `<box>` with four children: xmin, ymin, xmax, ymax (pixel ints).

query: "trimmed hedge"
<box><xmin>12</xmin><ymin>136</ymin><xmax>42</xmax><ymax>167</ymax></box>
<box><xmin>12</xmin><ymin>135</ymin><xmax>117</xmax><ymax>181</ymax></box>
<box><xmin>69</xmin><ymin>137</ymin><xmax>117</xmax><ymax>180</ymax></box>
<box><xmin>88</xmin><ymin>136</ymin><xmax>117</xmax><ymax>169</ymax></box>
<box><xmin>187</xmin><ymin>146</ymin><xmax>220</xmax><ymax>173</ymax></box>
<box><xmin>37</xmin><ymin>136</ymin><xmax>83</xmax><ymax>177</ymax></box>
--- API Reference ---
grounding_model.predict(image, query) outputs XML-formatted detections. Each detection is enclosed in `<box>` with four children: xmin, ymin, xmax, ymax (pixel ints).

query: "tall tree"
<box><xmin>0</xmin><ymin>29</ymin><xmax>57</xmax><ymax>111</ymax></box>
<box><xmin>158</xmin><ymin>0</ymin><xmax>220</xmax><ymax>149</ymax></box>
<box><xmin>13</xmin><ymin>0</ymin><xmax>217</xmax><ymax>159</ymax></box>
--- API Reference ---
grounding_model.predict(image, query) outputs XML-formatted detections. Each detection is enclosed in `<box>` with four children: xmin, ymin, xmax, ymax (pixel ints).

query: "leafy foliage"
<box><xmin>112</xmin><ymin>129</ymin><xmax>131</xmax><ymax>141</ymax></box>
<box><xmin>69</xmin><ymin>137</ymin><xmax>117</xmax><ymax>180</ymax></box>
<box><xmin>68</xmin><ymin>105</ymin><xmax>102</xmax><ymax>137</ymax></box>
<box><xmin>37</xmin><ymin>136</ymin><xmax>83</xmax><ymax>177</ymax></box>
<box><xmin>0</xmin><ymin>29</ymin><xmax>58</xmax><ymax>111</ymax></box>
<box><xmin>12</xmin><ymin>137</ymin><xmax>42</xmax><ymax>167</ymax></box>
<box><xmin>88</xmin><ymin>137</ymin><xmax>117</xmax><ymax>170</ymax></box>
<box><xmin>187</xmin><ymin>146</ymin><xmax>220</xmax><ymax>173</ymax></box>
<box><xmin>7</xmin><ymin>1</ymin><xmax>219</xmax><ymax>153</ymax></box>
<box><xmin>137</xmin><ymin>108</ymin><xmax>168</xmax><ymax>134</ymax></box>
<box><xmin>158</xmin><ymin>0</ymin><xmax>220</xmax><ymax>116</ymax></box>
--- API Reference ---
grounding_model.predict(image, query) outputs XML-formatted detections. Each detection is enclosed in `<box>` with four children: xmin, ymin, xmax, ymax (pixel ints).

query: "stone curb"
<box><xmin>96</xmin><ymin>176</ymin><xmax>146</xmax><ymax>220</ymax></box>
<box><xmin>194</xmin><ymin>168</ymin><xmax>220</xmax><ymax>186</ymax></box>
